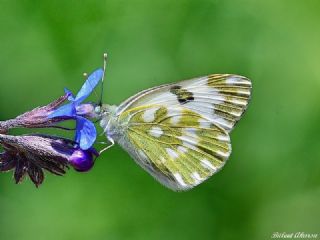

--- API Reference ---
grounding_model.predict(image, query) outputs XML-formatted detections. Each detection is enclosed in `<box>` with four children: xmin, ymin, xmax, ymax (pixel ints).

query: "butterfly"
<box><xmin>90</xmin><ymin>54</ymin><xmax>252</xmax><ymax>191</ymax></box>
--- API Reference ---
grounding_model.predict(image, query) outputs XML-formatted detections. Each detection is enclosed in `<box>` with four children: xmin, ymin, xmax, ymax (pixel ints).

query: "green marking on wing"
<box><xmin>119</xmin><ymin>105</ymin><xmax>231</xmax><ymax>191</ymax></box>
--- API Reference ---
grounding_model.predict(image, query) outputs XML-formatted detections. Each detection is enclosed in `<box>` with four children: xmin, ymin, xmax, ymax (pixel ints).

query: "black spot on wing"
<box><xmin>170</xmin><ymin>86</ymin><xmax>194</xmax><ymax>105</ymax></box>
<box><xmin>170</xmin><ymin>85</ymin><xmax>182</xmax><ymax>92</ymax></box>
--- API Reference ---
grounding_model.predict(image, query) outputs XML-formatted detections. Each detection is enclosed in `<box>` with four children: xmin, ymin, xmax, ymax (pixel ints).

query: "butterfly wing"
<box><xmin>117</xmin><ymin>74</ymin><xmax>251</xmax><ymax>132</ymax></box>
<box><xmin>116</xmin><ymin>105</ymin><xmax>231</xmax><ymax>191</ymax></box>
<box><xmin>110</xmin><ymin>74</ymin><xmax>251</xmax><ymax>191</ymax></box>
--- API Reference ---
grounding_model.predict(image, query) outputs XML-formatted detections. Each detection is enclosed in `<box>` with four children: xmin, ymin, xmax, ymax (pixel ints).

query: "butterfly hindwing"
<box><xmin>116</xmin><ymin>105</ymin><xmax>231</xmax><ymax>191</ymax></box>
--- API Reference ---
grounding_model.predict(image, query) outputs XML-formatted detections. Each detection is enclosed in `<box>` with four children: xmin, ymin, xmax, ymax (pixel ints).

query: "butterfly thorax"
<box><xmin>98</xmin><ymin>104</ymin><xmax>124</xmax><ymax>141</ymax></box>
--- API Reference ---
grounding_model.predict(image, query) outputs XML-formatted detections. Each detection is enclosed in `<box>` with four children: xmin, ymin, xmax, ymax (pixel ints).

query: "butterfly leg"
<box><xmin>99</xmin><ymin>135</ymin><xmax>115</xmax><ymax>154</ymax></box>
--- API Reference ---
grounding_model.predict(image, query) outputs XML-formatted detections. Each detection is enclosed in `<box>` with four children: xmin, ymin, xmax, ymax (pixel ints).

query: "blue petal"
<box><xmin>64</xmin><ymin>88</ymin><xmax>75</xmax><ymax>101</ymax></box>
<box><xmin>75</xmin><ymin>116</ymin><xmax>97</xmax><ymax>150</ymax></box>
<box><xmin>74</xmin><ymin>68</ymin><xmax>104</xmax><ymax>103</ymax></box>
<box><xmin>48</xmin><ymin>102</ymin><xmax>76</xmax><ymax>118</ymax></box>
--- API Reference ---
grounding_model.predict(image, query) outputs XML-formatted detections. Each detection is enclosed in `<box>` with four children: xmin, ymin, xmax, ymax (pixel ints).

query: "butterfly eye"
<box><xmin>94</xmin><ymin>106</ymin><xmax>101</xmax><ymax>114</ymax></box>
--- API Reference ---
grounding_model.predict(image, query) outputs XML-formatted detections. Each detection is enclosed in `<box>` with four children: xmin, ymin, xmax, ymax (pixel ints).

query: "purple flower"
<box><xmin>48</xmin><ymin>69</ymin><xmax>103</xmax><ymax>150</ymax></box>
<box><xmin>0</xmin><ymin>69</ymin><xmax>103</xmax><ymax>150</ymax></box>
<box><xmin>0</xmin><ymin>133</ymin><xmax>99</xmax><ymax>187</ymax></box>
<box><xmin>0</xmin><ymin>94</ymin><xmax>70</xmax><ymax>132</ymax></box>
<box><xmin>0</xmin><ymin>68</ymin><xmax>103</xmax><ymax>187</ymax></box>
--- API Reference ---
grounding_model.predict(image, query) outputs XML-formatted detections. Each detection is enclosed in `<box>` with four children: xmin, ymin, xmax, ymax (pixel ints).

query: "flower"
<box><xmin>0</xmin><ymin>68</ymin><xmax>103</xmax><ymax>187</ymax></box>
<box><xmin>48</xmin><ymin>68</ymin><xmax>103</xmax><ymax>150</ymax></box>
<box><xmin>0</xmin><ymin>133</ymin><xmax>99</xmax><ymax>187</ymax></box>
<box><xmin>0</xmin><ymin>68</ymin><xmax>103</xmax><ymax>150</ymax></box>
<box><xmin>0</xmin><ymin>93</ymin><xmax>70</xmax><ymax>132</ymax></box>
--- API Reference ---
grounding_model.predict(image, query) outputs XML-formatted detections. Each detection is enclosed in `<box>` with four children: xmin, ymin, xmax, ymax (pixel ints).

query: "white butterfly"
<box><xmin>95</xmin><ymin>54</ymin><xmax>252</xmax><ymax>191</ymax></box>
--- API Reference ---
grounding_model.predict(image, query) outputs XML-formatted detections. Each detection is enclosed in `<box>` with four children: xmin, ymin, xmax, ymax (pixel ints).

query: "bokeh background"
<box><xmin>0</xmin><ymin>1</ymin><xmax>319</xmax><ymax>239</ymax></box>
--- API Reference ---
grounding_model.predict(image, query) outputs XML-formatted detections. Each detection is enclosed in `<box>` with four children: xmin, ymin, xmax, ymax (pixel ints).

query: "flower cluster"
<box><xmin>48</xmin><ymin>69</ymin><xmax>103</xmax><ymax>150</ymax></box>
<box><xmin>0</xmin><ymin>134</ymin><xmax>98</xmax><ymax>186</ymax></box>
<box><xmin>0</xmin><ymin>69</ymin><xmax>103</xmax><ymax>187</ymax></box>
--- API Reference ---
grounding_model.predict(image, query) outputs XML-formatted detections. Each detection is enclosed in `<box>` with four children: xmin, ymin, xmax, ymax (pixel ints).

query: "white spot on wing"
<box><xmin>167</xmin><ymin>108</ymin><xmax>182</xmax><ymax>125</ymax></box>
<box><xmin>231</xmin><ymin>110</ymin><xmax>242</xmax><ymax>117</ymax></box>
<box><xmin>171</xmin><ymin>116</ymin><xmax>181</xmax><ymax>125</ymax></box>
<box><xmin>142</xmin><ymin>107</ymin><xmax>159</xmax><ymax>122</ymax></box>
<box><xmin>198</xmin><ymin>119</ymin><xmax>211</xmax><ymax>128</ymax></box>
<box><xmin>149</xmin><ymin>126</ymin><xmax>163</xmax><ymax>138</ymax></box>
<box><xmin>217</xmin><ymin>134</ymin><xmax>230</xmax><ymax>142</ymax></box>
<box><xmin>180</xmin><ymin>139</ymin><xmax>198</xmax><ymax>151</ymax></box>
<box><xmin>210</xmin><ymin>95</ymin><xmax>226</xmax><ymax>103</ymax></box>
<box><xmin>173</xmin><ymin>173</ymin><xmax>187</xmax><ymax>187</ymax></box>
<box><xmin>166</xmin><ymin>148</ymin><xmax>179</xmax><ymax>159</ymax></box>
<box><xmin>184</xmin><ymin>128</ymin><xmax>198</xmax><ymax>138</ymax></box>
<box><xmin>182</xmin><ymin>76</ymin><xmax>208</xmax><ymax>87</ymax></box>
<box><xmin>201</xmin><ymin>159</ymin><xmax>217</xmax><ymax>171</ymax></box>
<box><xmin>229</xmin><ymin>98</ymin><xmax>247</xmax><ymax>106</ymax></box>
<box><xmin>225</xmin><ymin>77</ymin><xmax>240</xmax><ymax>84</ymax></box>
<box><xmin>226</xmin><ymin>76</ymin><xmax>251</xmax><ymax>86</ymax></box>
<box><xmin>185</xmin><ymin>99</ymin><xmax>215</xmax><ymax>118</ymax></box>
<box><xmin>138</xmin><ymin>150</ymin><xmax>148</xmax><ymax>159</ymax></box>
<box><xmin>160</xmin><ymin>156</ymin><xmax>166</xmax><ymax>163</ymax></box>
<box><xmin>217</xmin><ymin>150</ymin><xmax>230</xmax><ymax>158</ymax></box>
<box><xmin>177</xmin><ymin>146</ymin><xmax>187</xmax><ymax>153</ymax></box>
<box><xmin>237</xmin><ymin>89</ymin><xmax>251</xmax><ymax>95</ymax></box>
<box><xmin>179</xmin><ymin>128</ymin><xmax>200</xmax><ymax>149</ymax></box>
<box><xmin>191</xmin><ymin>172</ymin><xmax>203</xmax><ymax>184</ymax></box>
<box><xmin>212</xmin><ymin>117</ymin><xmax>233</xmax><ymax>130</ymax></box>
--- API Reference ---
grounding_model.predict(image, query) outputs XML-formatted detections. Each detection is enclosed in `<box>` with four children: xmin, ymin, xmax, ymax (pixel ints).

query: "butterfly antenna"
<box><xmin>99</xmin><ymin>52</ymin><xmax>108</xmax><ymax>107</ymax></box>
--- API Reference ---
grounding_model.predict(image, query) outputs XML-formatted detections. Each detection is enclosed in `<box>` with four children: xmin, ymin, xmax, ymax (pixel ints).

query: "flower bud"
<box><xmin>69</xmin><ymin>149</ymin><xmax>94</xmax><ymax>172</ymax></box>
<box><xmin>0</xmin><ymin>133</ymin><xmax>99</xmax><ymax>187</ymax></box>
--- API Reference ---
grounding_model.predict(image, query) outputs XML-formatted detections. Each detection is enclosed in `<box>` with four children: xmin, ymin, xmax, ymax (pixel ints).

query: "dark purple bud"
<box><xmin>0</xmin><ymin>133</ymin><xmax>99</xmax><ymax>187</ymax></box>
<box><xmin>27</xmin><ymin>163</ymin><xmax>44</xmax><ymax>188</ymax></box>
<box><xmin>69</xmin><ymin>149</ymin><xmax>94</xmax><ymax>172</ymax></box>
<box><xmin>14</xmin><ymin>158</ymin><xmax>28</xmax><ymax>184</ymax></box>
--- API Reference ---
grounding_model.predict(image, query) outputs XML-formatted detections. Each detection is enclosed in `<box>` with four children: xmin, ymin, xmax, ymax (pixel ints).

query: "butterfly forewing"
<box><xmin>117</xmin><ymin>74</ymin><xmax>252</xmax><ymax>132</ymax></box>
<box><xmin>109</xmin><ymin>74</ymin><xmax>251</xmax><ymax>191</ymax></box>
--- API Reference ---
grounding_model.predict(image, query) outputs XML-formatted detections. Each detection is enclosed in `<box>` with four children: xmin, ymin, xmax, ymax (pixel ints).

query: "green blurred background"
<box><xmin>0</xmin><ymin>1</ymin><xmax>319</xmax><ymax>239</ymax></box>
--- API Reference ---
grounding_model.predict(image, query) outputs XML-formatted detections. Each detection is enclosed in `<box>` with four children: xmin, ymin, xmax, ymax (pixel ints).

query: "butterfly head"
<box><xmin>97</xmin><ymin>104</ymin><xmax>117</xmax><ymax>122</ymax></box>
<box><xmin>94</xmin><ymin>105</ymin><xmax>102</xmax><ymax>117</ymax></box>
